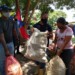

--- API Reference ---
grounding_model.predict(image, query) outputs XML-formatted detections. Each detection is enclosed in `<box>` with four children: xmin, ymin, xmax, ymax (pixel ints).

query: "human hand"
<box><xmin>48</xmin><ymin>43</ymin><xmax>55</xmax><ymax>51</ymax></box>
<box><xmin>30</xmin><ymin>27</ymin><xmax>34</xmax><ymax>33</ymax></box>
<box><xmin>57</xmin><ymin>49</ymin><xmax>62</xmax><ymax>56</ymax></box>
<box><xmin>48</xmin><ymin>44</ymin><xmax>54</xmax><ymax>50</ymax></box>
<box><xmin>5</xmin><ymin>50</ymin><xmax>11</xmax><ymax>57</ymax></box>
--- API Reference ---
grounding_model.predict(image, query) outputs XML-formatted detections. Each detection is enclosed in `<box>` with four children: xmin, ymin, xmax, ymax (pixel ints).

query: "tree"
<box><xmin>15</xmin><ymin>0</ymin><xmax>40</xmax><ymax>29</ymax></box>
<box><xmin>30</xmin><ymin>10</ymin><xmax>66</xmax><ymax>29</ymax></box>
<box><xmin>53</xmin><ymin>0</ymin><xmax>75</xmax><ymax>9</ymax></box>
<box><xmin>0</xmin><ymin>0</ymin><xmax>75</xmax><ymax>29</ymax></box>
<box><xmin>24</xmin><ymin>0</ymin><xmax>40</xmax><ymax>29</ymax></box>
<box><xmin>1</xmin><ymin>0</ymin><xmax>75</xmax><ymax>12</ymax></box>
<box><xmin>48</xmin><ymin>11</ymin><xmax>67</xmax><ymax>29</ymax></box>
<box><xmin>0</xmin><ymin>0</ymin><xmax>15</xmax><ymax>7</ymax></box>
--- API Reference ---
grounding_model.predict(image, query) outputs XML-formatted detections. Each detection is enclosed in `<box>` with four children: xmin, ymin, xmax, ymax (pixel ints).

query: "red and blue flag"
<box><xmin>16</xmin><ymin>8</ymin><xmax>29</xmax><ymax>39</ymax></box>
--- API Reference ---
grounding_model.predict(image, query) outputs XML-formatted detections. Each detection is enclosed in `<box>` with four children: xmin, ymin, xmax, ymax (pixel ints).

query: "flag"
<box><xmin>16</xmin><ymin>8</ymin><xmax>29</xmax><ymax>39</ymax></box>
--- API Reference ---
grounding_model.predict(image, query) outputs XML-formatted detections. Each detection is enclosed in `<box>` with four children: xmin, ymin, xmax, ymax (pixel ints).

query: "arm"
<box><xmin>58</xmin><ymin>36</ymin><xmax>72</xmax><ymax>52</ymax></box>
<box><xmin>0</xmin><ymin>23</ymin><xmax>10</xmax><ymax>56</ymax></box>
<box><xmin>48</xmin><ymin>33</ymin><xmax>57</xmax><ymax>51</ymax></box>
<box><xmin>53</xmin><ymin>33</ymin><xmax>57</xmax><ymax>45</ymax></box>
<box><xmin>57</xmin><ymin>36</ymin><xmax>72</xmax><ymax>56</ymax></box>
<box><xmin>47</xmin><ymin>25</ymin><xmax>53</xmax><ymax>39</ymax></box>
<box><xmin>0</xmin><ymin>33</ymin><xmax>10</xmax><ymax>56</ymax></box>
<box><xmin>48</xmin><ymin>31</ymin><xmax>53</xmax><ymax>39</ymax></box>
<box><xmin>30</xmin><ymin>27</ymin><xmax>34</xmax><ymax>33</ymax></box>
<box><xmin>57</xmin><ymin>28</ymin><xmax>73</xmax><ymax>55</ymax></box>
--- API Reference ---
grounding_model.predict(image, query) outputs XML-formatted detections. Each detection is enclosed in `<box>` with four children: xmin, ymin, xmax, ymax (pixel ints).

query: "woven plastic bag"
<box><xmin>25</xmin><ymin>28</ymin><xmax>48</xmax><ymax>63</ymax></box>
<box><xmin>5</xmin><ymin>55</ymin><xmax>23</xmax><ymax>75</ymax></box>
<box><xmin>46</xmin><ymin>55</ymin><xmax>66</xmax><ymax>75</ymax></box>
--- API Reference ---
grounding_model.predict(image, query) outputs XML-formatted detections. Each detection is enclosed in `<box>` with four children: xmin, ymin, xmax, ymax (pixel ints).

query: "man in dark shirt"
<box><xmin>33</xmin><ymin>11</ymin><xmax>53</xmax><ymax>75</ymax></box>
<box><xmin>0</xmin><ymin>5</ymin><xmax>18</xmax><ymax>75</ymax></box>
<box><xmin>33</xmin><ymin>11</ymin><xmax>52</xmax><ymax>45</ymax></box>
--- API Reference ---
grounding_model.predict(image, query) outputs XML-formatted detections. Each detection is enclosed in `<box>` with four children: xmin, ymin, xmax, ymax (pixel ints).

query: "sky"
<box><xmin>50</xmin><ymin>5</ymin><xmax>75</xmax><ymax>22</ymax></box>
<box><xmin>62</xmin><ymin>8</ymin><xmax>75</xmax><ymax>22</ymax></box>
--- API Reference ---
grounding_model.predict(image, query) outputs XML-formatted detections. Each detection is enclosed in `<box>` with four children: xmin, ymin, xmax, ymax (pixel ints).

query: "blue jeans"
<box><xmin>0</xmin><ymin>42</ymin><xmax>14</xmax><ymax>75</ymax></box>
<box><xmin>60</xmin><ymin>49</ymin><xmax>73</xmax><ymax>75</ymax></box>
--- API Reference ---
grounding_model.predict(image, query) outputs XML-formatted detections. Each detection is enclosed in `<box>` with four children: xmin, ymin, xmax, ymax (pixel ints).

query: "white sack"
<box><xmin>25</xmin><ymin>28</ymin><xmax>48</xmax><ymax>63</ymax></box>
<box><xmin>46</xmin><ymin>55</ymin><xmax>66</xmax><ymax>75</ymax></box>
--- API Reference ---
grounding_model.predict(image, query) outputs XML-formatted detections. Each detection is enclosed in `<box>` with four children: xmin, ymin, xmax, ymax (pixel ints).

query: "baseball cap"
<box><xmin>0</xmin><ymin>5</ymin><xmax>12</xmax><ymax>12</ymax></box>
<box><xmin>57</xmin><ymin>17</ymin><xmax>66</xmax><ymax>25</ymax></box>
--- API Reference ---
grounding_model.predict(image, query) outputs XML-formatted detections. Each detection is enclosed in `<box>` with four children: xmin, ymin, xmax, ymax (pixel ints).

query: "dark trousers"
<box><xmin>60</xmin><ymin>49</ymin><xmax>73</xmax><ymax>75</ymax></box>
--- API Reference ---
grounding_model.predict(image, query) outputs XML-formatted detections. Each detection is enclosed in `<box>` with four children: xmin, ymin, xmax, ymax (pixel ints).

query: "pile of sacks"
<box><xmin>25</xmin><ymin>28</ymin><xmax>66</xmax><ymax>75</ymax></box>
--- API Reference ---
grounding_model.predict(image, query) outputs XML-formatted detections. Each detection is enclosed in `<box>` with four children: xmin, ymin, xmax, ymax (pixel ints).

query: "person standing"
<box><xmin>0</xmin><ymin>5</ymin><xmax>18</xmax><ymax>75</ymax></box>
<box><xmin>52</xmin><ymin>17</ymin><xmax>73</xmax><ymax>75</ymax></box>
<box><xmin>32</xmin><ymin>11</ymin><xmax>53</xmax><ymax>75</ymax></box>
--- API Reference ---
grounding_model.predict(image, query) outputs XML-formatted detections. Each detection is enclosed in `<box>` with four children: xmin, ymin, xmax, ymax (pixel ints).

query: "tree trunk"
<box><xmin>15</xmin><ymin>0</ymin><xmax>19</xmax><ymax>9</ymax></box>
<box><xmin>23</xmin><ymin>0</ymin><xmax>31</xmax><ymax>30</ymax></box>
<box><xmin>28</xmin><ymin>0</ymin><xmax>40</xmax><ymax>26</ymax></box>
<box><xmin>24</xmin><ymin>0</ymin><xmax>40</xmax><ymax>30</ymax></box>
